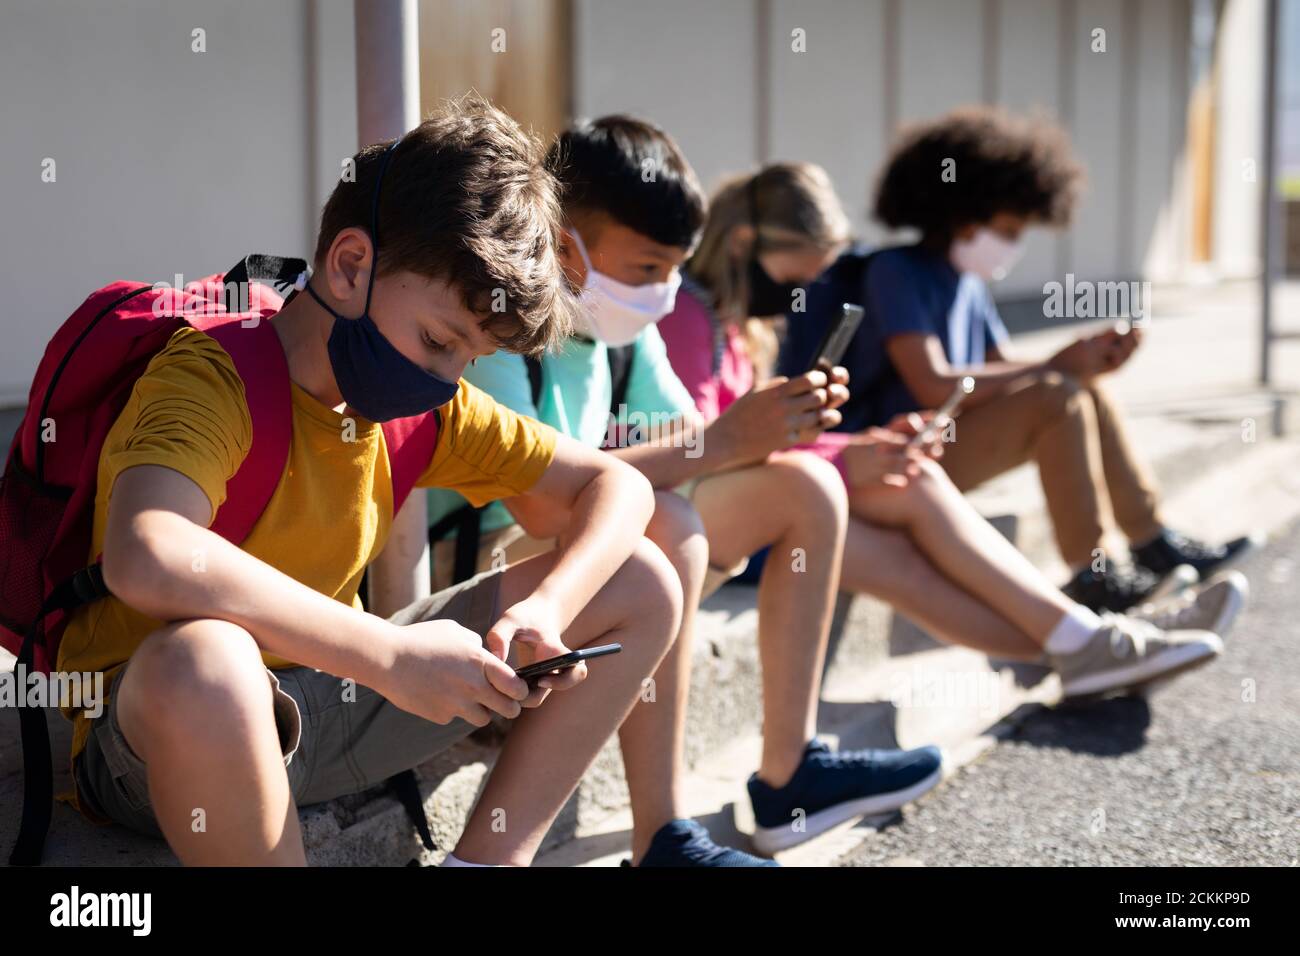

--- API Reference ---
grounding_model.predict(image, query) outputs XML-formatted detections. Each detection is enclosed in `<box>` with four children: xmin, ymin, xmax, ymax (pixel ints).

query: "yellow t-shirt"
<box><xmin>59</xmin><ymin>325</ymin><xmax>556</xmax><ymax>811</ymax></box>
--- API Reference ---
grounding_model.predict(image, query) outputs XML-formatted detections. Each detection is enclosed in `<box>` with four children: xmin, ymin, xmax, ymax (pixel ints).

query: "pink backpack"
<box><xmin>0</xmin><ymin>255</ymin><xmax>441</xmax><ymax>864</ymax></box>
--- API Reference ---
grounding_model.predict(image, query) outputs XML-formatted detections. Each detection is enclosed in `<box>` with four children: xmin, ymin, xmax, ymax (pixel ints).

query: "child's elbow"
<box><xmin>616</xmin><ymin>460</ymin><xmax>656</xmax><ymax>531</ymax></box>
<box><xmin>100</xmin><ymin>512</ymin><xmax>173</xmax><ymax>607</ymax></box>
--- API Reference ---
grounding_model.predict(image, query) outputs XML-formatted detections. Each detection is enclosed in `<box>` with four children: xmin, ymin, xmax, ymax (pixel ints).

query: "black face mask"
<box><xmin>745</xmin><ymin>173</ymin><xmax>801</xmax><ymax>317</ymax></box>
<box><xmin>747</xmin><ymin>254</ymin><xmax>800</xmax><ymax>317</ymax></box>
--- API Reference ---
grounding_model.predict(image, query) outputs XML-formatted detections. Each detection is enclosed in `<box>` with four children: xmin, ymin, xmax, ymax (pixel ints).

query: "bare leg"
<box><xmin>849</xmin><ymin>458</ymin><xmax>1077</xmax><ymax>645</ymax></box>
<box><xmin>115</xmin><ymin>619</ymin><xmax>308</xmax><ymax>865</ymax></box>
<box><xmin>117</xmin><ymin>540</ymin><xmax>680</xmax><ymax>866</ymax></box>
<box><xmin>454</xmin><ymin>538</ymin><xmax>681</xmax><ymax>864</ymax></box>
<box><xmin>840</xmin><ymin>518</ymin><xmax>1042</xmax><ymax>660</ymax></box>
<box><xmin>691</xmin><ymin>452</ymin><xmax>848</xmax><ymax>788</ymax></box>
<box><xmin>617</xmin><ymin>491</ymin><xmax>709</xmax><ymax>862</ymax></box>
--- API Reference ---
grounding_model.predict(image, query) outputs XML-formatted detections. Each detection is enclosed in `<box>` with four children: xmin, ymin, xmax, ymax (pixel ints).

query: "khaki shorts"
<box><xmin>432</xmin><ymin>481</ymin><xmax>748</xmax><ymax>600</ymax></box>
<box><xmin>72</xmin><ymin>566</ymin><xmax>505</xmax><ymax>839</ymax></box>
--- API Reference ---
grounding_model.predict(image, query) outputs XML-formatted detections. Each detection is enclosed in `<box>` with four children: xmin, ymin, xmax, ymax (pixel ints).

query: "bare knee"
<box><xmin>909</xmin><ymin>456</ymin><xmax>964</xmax><ymax>508</ymax></box>
<box><xmin>768</xmin><ymin>451</ymin><xmax>849</xmax><ymax>535</ymax></box>
<box><xmin>117</xmin><ymin>619</ymin><xmax>273</xmax><ymax>760</ymax></box>
<box><xmin>1033</xmin><ymin>370</ymin><xmax>1089</xmax><ymax>420</ymax></box>
<box><xmin>611</xmin><ymin>537</ymin><xmax>684</xmax><ymax>662</ymax></box>
<box><xmin>645</xmin><ymin>489</ymin><xmax>709</xmax><ymax>594</ymax></box>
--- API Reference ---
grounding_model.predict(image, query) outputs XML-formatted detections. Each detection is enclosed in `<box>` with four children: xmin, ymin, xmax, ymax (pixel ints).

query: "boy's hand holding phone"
<box><xmin>1050</xmin><ymin>322</ymin><xmax>1140</xmax><ymax>381</ymax></box>
<box><xmin>379</xmin><ymin>618</ymin><xmax>531</xmax><ymax>727</ymax></box>
<box><xmin>487</xmin><ymin>594</ymin><xmax>586</xmax><ymax>707</ymax></box>
<box><xmin>1095</xmin><ymin>320</ymin><xmax>1142</xmax><ymax>372</ymax></box>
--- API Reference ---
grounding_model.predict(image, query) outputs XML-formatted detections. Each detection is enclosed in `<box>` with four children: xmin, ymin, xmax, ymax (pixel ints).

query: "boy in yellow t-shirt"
<box><xmin>60</xmin><ymin>97</ymin><xmax>679</xmax><ymax>866</ymax></box>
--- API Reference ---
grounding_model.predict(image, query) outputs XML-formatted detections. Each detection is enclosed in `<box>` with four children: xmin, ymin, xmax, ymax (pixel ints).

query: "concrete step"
<box><xmin>2</xmin><ymin>391</ymin><xmax>1295</xmax><ymax>866</ymax></box>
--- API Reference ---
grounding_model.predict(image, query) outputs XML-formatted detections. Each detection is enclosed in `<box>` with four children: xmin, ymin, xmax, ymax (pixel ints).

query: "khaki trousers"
<box><xmin>939</xmin><ymin>371</ymin><xmax>1163</xmax><ymax>568</ymax></box>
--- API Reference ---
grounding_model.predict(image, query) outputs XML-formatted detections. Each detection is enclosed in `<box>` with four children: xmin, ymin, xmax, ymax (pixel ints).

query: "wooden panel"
<box><xmin>418</xmin><ymin>0</ymin><xmax>571</xmax><ymax>140</ymax></box>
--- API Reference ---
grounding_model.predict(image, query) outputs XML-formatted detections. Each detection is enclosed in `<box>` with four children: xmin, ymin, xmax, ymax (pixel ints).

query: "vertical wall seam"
<box><xmin>1118</xmin><ymin>0</ymin><xmax>1140</xmax><ymax>277</ymax></box>
<box><xmin>755</xmin><ymin>0</ymin><xmax>772</xmax><ymax>164</ymax></box>
<box><xmin>984</xmin><ymin>0</ymin><xmax>1000</xmax><ymax>104</ymax></box>
<box><xmin>883</xmin><ymin>0</ymin><xmax>899</xmax><ymax>141</ymax></box>
<box><xmin>1057</xmin><ymin>0</ymin><xmax>1076</xmax><ymax>279</ymax></box>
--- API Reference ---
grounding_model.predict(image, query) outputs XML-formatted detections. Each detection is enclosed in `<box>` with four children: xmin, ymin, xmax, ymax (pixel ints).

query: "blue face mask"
<box><xmin>304</xmin><ymin>140</ymin><xmax>460</xmax><ymax>422</ymax></box>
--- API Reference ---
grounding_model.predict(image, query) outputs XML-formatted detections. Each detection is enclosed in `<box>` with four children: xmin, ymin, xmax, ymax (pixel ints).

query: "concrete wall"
<box><xmin>574</xmin><ymin>0</ymin><xmax>1207</xmax><ymax>300</ymax></box>
<box><xmin>0</xmin><ymin>0</ymin><xmax>357</xmax><ymax>405</ymax></box>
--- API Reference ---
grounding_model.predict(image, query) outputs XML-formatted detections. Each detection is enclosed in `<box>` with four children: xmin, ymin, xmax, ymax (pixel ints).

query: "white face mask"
<box><xmin>950</xmin><ymin>228</ymin><xmax>1025</xmax><ymax>282</ymax></box>
<box><xmin>568</xmin><ymin>229</ymin><xmax>681</xmax><ymax>346</ymax></box>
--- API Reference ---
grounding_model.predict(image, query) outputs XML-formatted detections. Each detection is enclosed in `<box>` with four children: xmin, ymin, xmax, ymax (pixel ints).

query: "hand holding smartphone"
<box><xmin>907</xmin><ymin>376</ymin><xmax>974</xmax><ymax>449</ymax></box>
<box><xmin>514</xmin><ymin>643</ymin><xmax>622</xmax><ymax>687</ymax></box>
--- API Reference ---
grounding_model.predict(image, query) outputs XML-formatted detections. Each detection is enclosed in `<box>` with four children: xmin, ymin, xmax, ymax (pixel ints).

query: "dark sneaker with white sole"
<box><xmin>747</xmin><ymin>740</ymin><xmax>943</xmax><ymax>855</ymax></box>
<box><xmin>1063</xmin><ymin>563</ymin><xmax>1165</xmax><ymax>613</ymax></box>
<box><xmin>1048</xmin><ymin>614</ymin><xmax>1223</xmax><ymax>698</ymax></box>
<box><xmin>1132</xmin><ymin>528</ymin><xmax>1263</xmax><ymax>580</ymax></box>
<box><xmin>629</xmin><ymin>818</ymin><xmax>780</xmax><ymax>867</ymax></box>
<box><xmin>1132</xmin><ymin>571</ymin><xmax>1249</xmax><ymax>638</ymax></box>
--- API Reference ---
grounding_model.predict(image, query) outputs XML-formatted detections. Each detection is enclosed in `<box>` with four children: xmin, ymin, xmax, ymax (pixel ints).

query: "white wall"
<box><xmin>573</xmin><ymin>0</ymin><xmax>1206</xmax><ymax>301</ymax></box>
<box><xmin>0</xmin><ymin>0</ymin><xmax>357</xmax><ymax>405</ymax></box>
<box><xmin>1213</xmin><ymin>0</ymin><xmax>1266</xmax><ymax>277</ymax></box>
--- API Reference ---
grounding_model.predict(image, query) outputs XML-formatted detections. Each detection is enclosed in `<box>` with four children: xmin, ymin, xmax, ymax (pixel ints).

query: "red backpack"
<box><xmin>0</xmin><ymin>255</ymin><xmax>441</xmax><ymax>864</ymax></box>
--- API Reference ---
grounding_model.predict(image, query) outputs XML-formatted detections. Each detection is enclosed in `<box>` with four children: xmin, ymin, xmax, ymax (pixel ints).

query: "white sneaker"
<box><xmin>1132</xmin><ymin>571</ymin><xmax>1249</xmax><ymax>638</ymax></box>
<box><xmin>1048</xmin><ymin>614</ymin><xmax>1223</xmax><ymax>698</ymax></box>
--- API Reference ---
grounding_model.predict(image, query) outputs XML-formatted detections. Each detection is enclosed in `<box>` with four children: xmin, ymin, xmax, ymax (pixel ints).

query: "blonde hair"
<box><xmin>687</xmin><ymin>162</ymin><xmax>851</xmax><ymax>374</ymax></box>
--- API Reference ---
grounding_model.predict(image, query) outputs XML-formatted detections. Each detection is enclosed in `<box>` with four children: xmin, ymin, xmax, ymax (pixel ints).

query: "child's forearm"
<box><xmin>103</xmin><ymin>509</ymin><xmax>396</xmax><ymax>686</ymax></box>
<box><xmin>529</xmin><ymin>466</ymin><xmax>654</xmax><ymax>630</ymax></box>
<box><xmin>610</xmin><ymin>416</ymin><xmax>741</xmax><ymax>489</ymax></box>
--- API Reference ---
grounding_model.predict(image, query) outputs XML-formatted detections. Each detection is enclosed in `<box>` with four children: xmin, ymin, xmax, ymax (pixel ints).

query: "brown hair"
<box><xmin>687</xmin><ymin>162</ymin><xmax>851</xmax><ymax>372</ymax></box>
<box><xmin>873</xmin><ymin>106</ymin><xmax>1084</xmax><ymax>241</ymax></box>
<box><xmin>314</xmin><ymin>93</ymin><xmax>578</xmax><ymax>356</ymax></box>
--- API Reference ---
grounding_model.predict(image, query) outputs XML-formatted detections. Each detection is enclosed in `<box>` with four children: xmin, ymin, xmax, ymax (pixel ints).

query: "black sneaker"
<box><xmin>1062</xmin><ymin>564</ymin><xmax>1163</xmax><ymax>613</ymax></box>
<box><xmin>1132</xmin><ymin>529</ymin><xmax>1263</xmax><ymax>579</ymax></box>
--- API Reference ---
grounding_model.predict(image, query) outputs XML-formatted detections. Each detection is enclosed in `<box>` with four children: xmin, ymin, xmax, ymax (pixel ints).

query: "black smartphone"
<box><xmin>514</xmin><ymin>643</ymin><xmax>623</xmax><ymax>686</ymax></box>
<box><xmin>807</xmin><ymin>303</ymin><xmax>866</xmax><ymax>373</ymax></box>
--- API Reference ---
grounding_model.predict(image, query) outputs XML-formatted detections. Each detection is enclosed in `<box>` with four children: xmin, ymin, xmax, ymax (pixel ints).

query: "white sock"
<box><xmin>1044</xmin><ymin>604</ymin><xmax>1103</xmax><ymax>655</ymax></box>
<box><xmin>441</xmin><ymin>852</ymin><xmax>493</xmax><ymax>867</ymax></box>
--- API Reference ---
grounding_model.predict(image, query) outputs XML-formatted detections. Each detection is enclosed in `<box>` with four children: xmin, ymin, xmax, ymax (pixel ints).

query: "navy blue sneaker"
<box><xmin>1133</xmin><ymin>528</ymin><xmax>1263</xmax><ymax>580</ymax></box>
<box><xmin>627</xmin><ymin>819</ymin><xmax>780</xmax><ymax>867</ymax></box>
<box><xmin>747</xmin><ymin>740</ymin><xmax>944</xmax><ymax>854</ymax></box>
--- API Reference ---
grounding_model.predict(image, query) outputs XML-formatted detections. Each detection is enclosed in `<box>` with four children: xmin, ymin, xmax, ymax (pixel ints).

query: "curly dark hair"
<box><xmin>872</xmin><ymin>107</ymin><xmax>1084</xmax><ymax>239</ymax></box>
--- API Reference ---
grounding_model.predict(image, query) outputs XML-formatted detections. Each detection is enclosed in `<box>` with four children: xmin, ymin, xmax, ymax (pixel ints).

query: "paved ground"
<box><xmin>841</xmin><ymin>521</ymin><xmax>1300</xmax><ymax>867</ymax></box>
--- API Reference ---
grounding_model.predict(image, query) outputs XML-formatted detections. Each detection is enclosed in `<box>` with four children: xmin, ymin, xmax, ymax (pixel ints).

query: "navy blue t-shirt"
<box><xmin>777</xmin><ymin>243</ymin><xmax>1010</xmax><ymax>431</ymax></box>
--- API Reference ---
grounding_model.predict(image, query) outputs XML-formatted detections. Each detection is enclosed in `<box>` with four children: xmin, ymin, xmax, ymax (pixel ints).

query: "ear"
<box><xmin>556</xmin><ymin>227</ymin><xmax>587</xmax><ymax>291</ymax></box>
<box><xmin>323</xmin><ymin>227</ymin><xmax>374</xmax><ymax>303</ymax></box>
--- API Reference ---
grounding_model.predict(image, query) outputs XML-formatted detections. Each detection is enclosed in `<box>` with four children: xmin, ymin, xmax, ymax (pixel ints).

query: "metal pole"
<box><xmin>1260</xmin><ymin>0</ymin><xmax>1280</xmax><ymax>386</ymax></box>
<box><xmin>353</xmin><ymin>0</ymin><xmax>431</xmax><ymax>613</ymax></box>
<box><xmin>354</xmin><ymin>0</ymin><xmax>420</xmax><ymax>145</ymax></box>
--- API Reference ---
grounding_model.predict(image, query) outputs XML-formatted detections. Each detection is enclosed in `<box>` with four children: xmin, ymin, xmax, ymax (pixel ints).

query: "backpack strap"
<box><xmin>606</xmin><ymin>344</ymin><xmax>635</xmax><ymax>417</ymax></box>
<box><xmin>524</xmin><ymin>355</ymin><xmax>545</xmax><ymax>409</ymax></box>
<box><xmin>528</xmin><ymin>345</ymin><xmax>635</xmax><ymax>419</ymax></box>
<box><xmin>198</xmin><ymin>318</ymin><xmax>294</xmax><ymax>545</ymax></box>
<box><xmin>381</xmin><ymin>412</ymin><xmax>441</xmax><ymax>516</ymax></box>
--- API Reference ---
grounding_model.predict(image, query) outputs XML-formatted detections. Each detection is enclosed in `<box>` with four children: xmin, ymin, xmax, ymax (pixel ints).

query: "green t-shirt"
<box><xmin>427</xmin><ymin>323</ymin><xmax>698</xmax><ymax>534</ymax></box>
